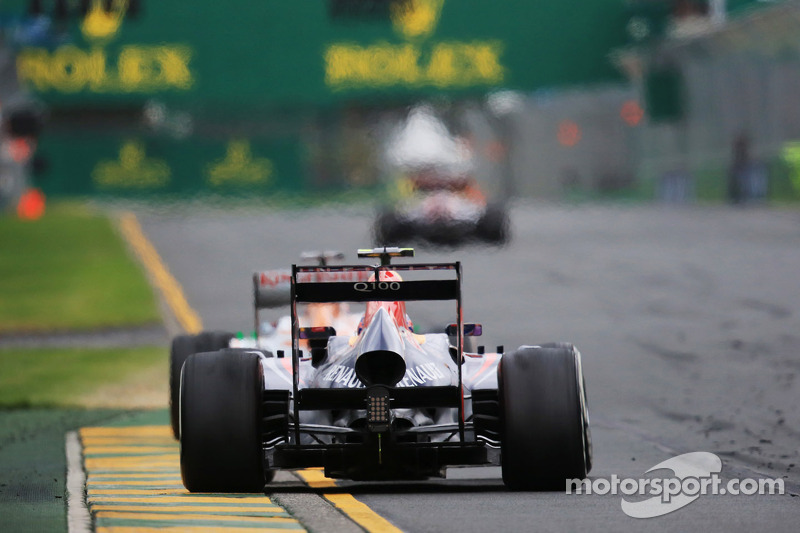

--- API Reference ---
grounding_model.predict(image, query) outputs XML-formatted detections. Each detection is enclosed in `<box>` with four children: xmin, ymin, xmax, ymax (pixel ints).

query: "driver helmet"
<box><xmin>357</xmin><ymin>270</ymin><xmax>414</xmax><ymax>332</ymax></box>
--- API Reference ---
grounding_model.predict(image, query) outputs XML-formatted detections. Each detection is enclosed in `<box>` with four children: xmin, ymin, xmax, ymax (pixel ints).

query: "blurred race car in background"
<box><xmin>168</xmin><ymin>251</ymin><xmax>366</xmax><ymax>439</ymax></box>
<box><xmin>177</xmin><ymin>247</ymin><xmax>591</xmax><ymax>491</ymax></box>
<box><xmin>374</xmin><ymin>172</ymin><xmax>509</xmax><ymax>246</ymax></box>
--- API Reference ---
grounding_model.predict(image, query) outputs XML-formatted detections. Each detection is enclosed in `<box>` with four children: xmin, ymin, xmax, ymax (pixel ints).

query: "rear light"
<box><xmin>366</xmin><ymin>386</ymin><xmax>391</xmax><ymax>432</ymax></box>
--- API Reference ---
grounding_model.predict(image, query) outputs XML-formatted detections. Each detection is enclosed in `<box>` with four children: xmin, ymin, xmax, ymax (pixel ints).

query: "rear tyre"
<box><xmin>499</xmin><ymin>344</ymin><xmax>591</xmax><ymax>490</ymax></box>
<box><xmin>476</xmin><ymin>205</ymin><xmax>509</xmax><ymax>244</ymax></box>
<box><xmin>169</xmin><ymin>335</ymin><xmax>196</xmax><ymax>440</ymax></box>
<box><xmin>180</xmin><ymin>349</ymin><xmax>268</xmax><ymax>492</ymax></box>
<box><xmin>169</xmin><ymin>331</ymin><xmax>234</xmax><ymax>439</ymax></box>
<box><xmin>374</xmin><ymin>210</ymin><xmax>412</xmax><ymax>245</ymax></box>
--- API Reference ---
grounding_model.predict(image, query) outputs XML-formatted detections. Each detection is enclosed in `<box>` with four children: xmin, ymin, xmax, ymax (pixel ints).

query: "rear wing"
<box><xmin>292</xmin><ymin>248</ymin><xmax>459</xmax><ymax>304</ymax></box>
<box><xmin>252</xmin><ymin>267</ymin><xmax>373</xmax><ymax>336</ymax></box>
<box><xmin>293</xmin><ymin>266</ymin><xmax>460</xmax><ymax>303</ymax></box>
<box><xmin>253</xmin><ymin>250</ymin><xmax>360</xmax><ymax>311</ymax></box>
<box><xmin>253</xmin><ymin>270</ymin><xmax>293</xmax><ymax>310</ymax></box>
<box><xmin>253</xmin><ymin>269</ymin><xmax>375</xmax><ymax>310</ymax></box>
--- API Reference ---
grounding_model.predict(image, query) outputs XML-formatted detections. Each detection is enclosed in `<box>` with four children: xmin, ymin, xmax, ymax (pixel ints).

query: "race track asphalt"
<box><xmin>134</xmin><ymin>201</ymin><xmax>799</xmax><ymax>532</ymax></box>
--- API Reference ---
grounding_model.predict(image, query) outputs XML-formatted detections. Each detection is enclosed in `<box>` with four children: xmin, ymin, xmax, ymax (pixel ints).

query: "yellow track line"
<box><xmin>118</xmin><ymin>212</ymin><xmax>202</xmax><ymax>334</ymax></box>
<box><xmin>293</xmin><ymin>468</ymin><xmax>337</xmax><ymax>489</ymax></box>
<box><xmin>90</xmin><ymin>505</ymin><xmax>285</xmax><ymax>513</ymax></box>
<box><xmin>84</xmin><ymin>446</ymin><xmax>178</xmax><ymax>455</ymax></box>
<box><xmin>94</xmin><ymin>511</ymin><xmax>298</xmax><ymax>523</ymax></box>
<box><xmin>116</xmin><ymin>212</ymin><xmax>400</xmax><ymax>532</ymax></box>
<box><xmin>324</xmin><ymin>494</ymin><xmax>403</xmax><ymax>533</ymax></box>
<box><xmin>87</xmin><ymin>480</ymin><xmax>184</xmax><ymax>487</ymax></box>
<box><xmin>82</xmin><ymin>426</ymin><xmax>173</xmax><ymax>436</ymax></box>
<box><xmin>295</xmin><ymin>469</ymin><xmax>402</xmax><ymax>532</ymax></box>
<box><xmin>82</xmin><ymin>426</ymin><xmax>173</xmax><ymax>437</ymax></box>
<box><xmin>97</xmin><ymin>527</ymin><xmax>292</xmax><ymax>533</ymax></box>
<box><xmin>88</xmin><ymin>496</ymin><xmax>278</xmax><ymax>504</ymax></box>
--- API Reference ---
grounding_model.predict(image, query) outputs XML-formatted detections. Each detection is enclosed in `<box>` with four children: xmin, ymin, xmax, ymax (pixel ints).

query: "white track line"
<box><xmin>66</xmin><ymin>430</ymin><xmax>92</xmax><ymax>533</ymax></box>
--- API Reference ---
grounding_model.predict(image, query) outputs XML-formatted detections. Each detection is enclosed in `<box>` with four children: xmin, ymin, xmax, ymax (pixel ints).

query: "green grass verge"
<box><xmin>0</xmin><ymin>409</ymin><xmax>167</xmax><ymax>533</ymax></box>
<box><xmin>0</xmin><ymin>203</ymin><xmax>160</xmax><ymax>333</ymax></box>
<box><xmin>0</xmin><ymin>346</ymin><xmax>165</xmax><ymax>408</ymax></box>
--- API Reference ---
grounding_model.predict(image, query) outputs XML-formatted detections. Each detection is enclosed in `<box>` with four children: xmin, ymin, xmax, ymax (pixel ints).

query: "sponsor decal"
<box><xmin>206</xmin><ymin>140</ymin><xmax>274</xmax><ymax>187</ymax></box>
<box><xmin>324</xmin><ymin>0</ymin><xmax>505</xmax><ymax>90</ymax></box>
<box><xmin>17</xmin><ymin>44</ymin><xmax>193</xmax><ymax>93</ymax></box>
<box><xmin>354</xmin><ymin>281</ymin><xmax>401</xmax><ymax>293</ymax></box>
<box><xmin>16</xmin><ymin>0</ymin><xmax>194</xmax><ymax>94</ymax></box>
<box><xmin>392</xmin><ymin>0</ymin><xmax>445</xmax><ymax>39</ymax></box>
<box><xmin>258</xmin><ymin>270</ymin><xmax>373</xmax><ymax>288</ymax></box>
<box><xmin>259</xmin><ymin>271</ymin><xmax>292</xmax><ymax>287</ymax></box>
<box><xmin>397</xmin><ymin>362</ymin><xmax>446</xmax><ymax>387</ymax></box>
<box><xmin>321</xmin><ymin>362</ymin><xmax>446</xmax><ymax>388</ymax></box>
<box><xmin>322</xmin><ymin>364</ymin><xmax>363</xmax><ymax>388</ymax></box>
<box><xmin>324</xmin><ymin>41</ymin><xmax>504</xmax><ymax>90</ymax></box>
<box><xmin>92</xmin><ymin>140</ymin><xmax>170</xmax><ymax>188</ymax></box>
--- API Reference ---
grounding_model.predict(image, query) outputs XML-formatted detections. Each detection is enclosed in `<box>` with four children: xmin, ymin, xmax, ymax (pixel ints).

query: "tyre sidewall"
<box><xmin>169</xmin><ymin>331</ymin><xmax>234</xmax><ymax>440</ymax></box>
<box><xmin>169</xmin><ymin>334</ymin><xmax>197</xmax><ymax>439</ymax></box>
<box><xmin>180</xmin><ymin>349</ymin><xmax>265</xmax><ymax>492</ymax></box>
<box><xmin>499</xmin><ymin>345</ymin><xmax>588</xmax><ymax>490</ymax></box>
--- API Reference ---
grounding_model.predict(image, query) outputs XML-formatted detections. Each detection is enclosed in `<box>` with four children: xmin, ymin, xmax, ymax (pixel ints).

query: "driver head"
<box><xmin>358</xmin><ymin>270</ymin><xmax>413</xmax><ymax>332</ymax></box>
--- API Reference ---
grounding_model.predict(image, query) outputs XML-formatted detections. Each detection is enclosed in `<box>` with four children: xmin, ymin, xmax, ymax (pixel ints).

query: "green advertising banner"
<box><xmin>3</xmin><ymin>1</ymin><xmax>782</xmax><ymax>198</ymax></box>
<box><xmin>35</xmin><ymin>133</ymin><xmax>306</xmax><ymax>197</ymax></box>
<box><xmin>9</xmin><ymin>0</ymin><xmax>632</xmax><ymax>111</ymax></box>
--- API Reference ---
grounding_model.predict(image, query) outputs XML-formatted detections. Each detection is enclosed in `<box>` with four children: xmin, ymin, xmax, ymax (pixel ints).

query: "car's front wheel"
<box><xmin>180</xmin><ymin>349</ymin><xmax>270</xmax><ymax>492</ymax></box>
<box><xmin>499</xmin><ymin>344</ymin><xmax>591</xmax><ymax>490</ymax></box>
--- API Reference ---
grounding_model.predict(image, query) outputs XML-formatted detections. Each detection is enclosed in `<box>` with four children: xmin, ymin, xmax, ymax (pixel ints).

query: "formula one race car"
<box><xmin>178</xmin><ymin>247</ymin><xmax>591</xmax><ymax>491</ymax></box>
<box><xmin>168</xmin><ymin>251</ymin><xmax>366</xmax><ymax>439</ymax></box>
<box><xmin>374</xmin><ymin>174</ymin><xmax>509</xmax><ymax>246</ymax></box>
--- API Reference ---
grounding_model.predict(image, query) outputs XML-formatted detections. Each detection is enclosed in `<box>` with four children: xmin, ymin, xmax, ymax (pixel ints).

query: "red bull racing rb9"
<box><xmin>177</xmin><ymin>247</ymin><xmax>592</xmax><ymax>491</ymax></box>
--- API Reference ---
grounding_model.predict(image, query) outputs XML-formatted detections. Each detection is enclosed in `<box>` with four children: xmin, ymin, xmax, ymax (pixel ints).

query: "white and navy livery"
<box><xmin>177</xmin><ymin>248</ymin><xmax>592</xmax><ymax>491</ymax></box>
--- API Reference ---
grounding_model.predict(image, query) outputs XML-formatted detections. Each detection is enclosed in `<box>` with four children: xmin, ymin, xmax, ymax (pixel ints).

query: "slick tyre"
<box><xmin>169</xmin><ymin>331</ymin><xmax>234</xmax><ymax>439</ymax></box>
<box><xmin>169</xmin><ymin>335</ymin><xmax>195</xmax><ymax>440</ymax></box>
<box><xmin>476</xmin><ymin>205</ymin><xmax>509</xmax><ymax>244</ymax></box>
<box><xmin>180</xmin><ymin>349</ymin><xmax>269</xmax><ymax>492</ymax></box>
<box><xmin>499</xmin><ymin>344</ymin><xmax>591</xmax><ymax>490</ymax></box>
<box><xmin>374</xmin><ymin>210</ymin><xmax>412</xmax><ymax>245</ymax></box>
